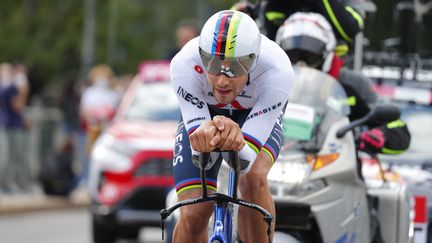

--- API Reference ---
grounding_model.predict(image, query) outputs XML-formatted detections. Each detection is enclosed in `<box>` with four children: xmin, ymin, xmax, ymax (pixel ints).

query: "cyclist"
<box><xmin>275</xmin><ymin>12</ymin><xmax>411</xmax><ymax>157</ymax></box>
<box><xmin>231</xmin><ymin>0</ymin><xmax>364</xmax><ymax>57</ymax></box>
<box><xmin>170</xmin><ymin>10</ymin><xmax>294</xmax><ymax>242</ymax></box>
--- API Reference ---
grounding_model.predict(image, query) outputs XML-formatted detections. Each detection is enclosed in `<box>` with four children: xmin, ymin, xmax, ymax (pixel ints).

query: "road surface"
<box><xmin>0</xmin><ymin>208</ymin><xmax>164</xmax><ymax>243</ymax></box>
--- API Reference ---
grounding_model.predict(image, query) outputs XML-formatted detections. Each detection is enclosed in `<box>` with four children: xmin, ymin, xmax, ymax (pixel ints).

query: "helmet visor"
<box><xmin>286</xmin><ymin>49</ymin><xmax>323</xmax><ymax>67</ymax></box>
<box><xmin>199</xmin><ymin>48</ymin><xmax>256</xmax><ymax>78</ymax></box>
<box><xmin>279</xmin><ymin>35</ymin><xmax>327</xmax><ymax>56</ymax></box>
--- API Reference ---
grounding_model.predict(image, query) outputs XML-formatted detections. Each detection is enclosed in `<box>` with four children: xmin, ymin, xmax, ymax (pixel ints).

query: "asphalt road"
<box><xmin>0</xmin><ymin>208</ymin><xmax>164</xmax><ymax>243</ymax></box>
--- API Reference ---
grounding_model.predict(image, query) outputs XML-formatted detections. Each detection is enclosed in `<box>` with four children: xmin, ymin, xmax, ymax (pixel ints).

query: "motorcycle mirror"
<box><xmin>336</xmin><ymin>104</ymin><xmax>400</xmax><ymax>139</ymax></box>
<box><xmin>368</xmin><ymin>104</ymin><xmax>401</xmax><ymax>125</ymax></box>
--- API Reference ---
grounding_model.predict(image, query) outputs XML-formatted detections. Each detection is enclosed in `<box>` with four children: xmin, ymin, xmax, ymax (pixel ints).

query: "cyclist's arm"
<box><xmin>239</xmin><ymin>71</ymin><xmax>294</xmax><ymax>172</ymax></box>
<box><xmin>170</xmin><ymin>57</ymin><xmax>212</xmax><ymax>138</ymax></box>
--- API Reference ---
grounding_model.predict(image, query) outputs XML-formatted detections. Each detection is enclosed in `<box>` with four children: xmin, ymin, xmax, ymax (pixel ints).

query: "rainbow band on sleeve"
<box><xmin>212</xmin><ymin>11</ymin><xmax>243</xmax><ymax>58</ymax></box>
<box><xmin>175</xmin><ymin>178</ymin><xmax>217</xmax><ymax>195</ymax></box>
<box><xmin>262</xmin><ymin>144</ymin><xmax>277</xmax><ymax>164</ymax></box>
<box><xmin>243</xmin><ymin>132</ymin><xmax>277</xmax><ymax>164</ymax></box>
<box><xmin>187</xmin><ymin>125</ymin><xmax>200</xmax><ymax>136</ymax></box>
<box><xmin>243</xmin><ymin>132</ymin><xmax>262</xmax><ymax>153</ymax></box>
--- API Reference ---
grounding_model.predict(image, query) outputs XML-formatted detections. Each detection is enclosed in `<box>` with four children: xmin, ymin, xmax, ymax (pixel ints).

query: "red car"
<box><xmin>88</xmin><ymin>61</ymin><xmax>179</xmax><ymax>243</ymax></box>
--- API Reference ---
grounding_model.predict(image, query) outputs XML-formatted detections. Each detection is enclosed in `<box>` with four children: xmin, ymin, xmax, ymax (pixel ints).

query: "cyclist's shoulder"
<box><xmin>259</xmin><ymin>36</ymin><xmax>290</xmax><ymax>64</ymax></box>
<box><xmin>253</xmin><ymin>35</ymin><xmax>294</xmax><ymax>79</ymax></box>
<box><xmin>170</xmin><ymin>37</ymin><xmax>203</xmax><ymax>76</ymax></box>
<box><xmin>172</xmin><ymin>37</ymin><xmax>199</xmax><ymax>62</ymax></box>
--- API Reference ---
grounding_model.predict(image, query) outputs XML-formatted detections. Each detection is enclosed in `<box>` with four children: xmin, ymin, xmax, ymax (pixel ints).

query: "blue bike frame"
<box><xmin>208</xmin><ymin>170</ymin><xmax>236</xmax><ymax>243</ymax></box>
<box><xmin>160</xmin><ymin>151</ymin><xmax>273</xmax><ymax>243</ymax></box>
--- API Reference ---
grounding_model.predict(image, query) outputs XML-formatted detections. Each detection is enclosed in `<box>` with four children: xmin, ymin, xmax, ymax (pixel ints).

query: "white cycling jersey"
<box><xmin>170</xmin><ymin>35</ymin><xmax>295</xmax><ymax>171</ymax></box>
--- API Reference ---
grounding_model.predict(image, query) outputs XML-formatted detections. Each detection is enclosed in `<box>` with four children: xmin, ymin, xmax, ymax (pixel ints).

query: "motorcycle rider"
<box><xmin>231</xmin><ymin>0</ymin><xmax>364</xmax><ymax>57</ymax></box>
<box><xmin>275</xmin><ymin>12</ymin><xmax>411</xmax><ymax>159</ymax></box>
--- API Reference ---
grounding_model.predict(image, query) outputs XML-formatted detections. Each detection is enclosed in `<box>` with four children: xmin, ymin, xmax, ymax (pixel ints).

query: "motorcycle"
<box><xmin>270</xmin><ymin>66</ymin><xmax>414</xmax><ymax>243</ymax></box>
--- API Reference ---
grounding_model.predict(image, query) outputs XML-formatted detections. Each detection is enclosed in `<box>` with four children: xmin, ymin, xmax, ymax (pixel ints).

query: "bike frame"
<box><xmin>160</xmin><ymin>151</ymin><xmax>273</xmax><ymax>243</ymax></box>
<box><xmin>208</xmin><ymin>169</ymin><xmax>236</xmax><ymax>243</ymax></box>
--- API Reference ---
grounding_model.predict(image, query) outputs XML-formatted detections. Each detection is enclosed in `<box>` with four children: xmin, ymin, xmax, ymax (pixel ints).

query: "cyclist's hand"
<box><xmin>213</xmin><ymin>115</ymin><xmax>245</xmax><ymax>151</ymax></box>
<box><xmin>190</xmin><ymin>120</ymin><xmax>218</xmax><ymax>152</ymax></box>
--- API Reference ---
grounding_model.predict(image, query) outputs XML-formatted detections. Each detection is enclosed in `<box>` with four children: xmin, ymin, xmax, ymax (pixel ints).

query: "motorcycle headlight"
<box><xmin>282</xmin><ymin>178</ymin><xmax>327</xmax><ymax>197</ymax></box>
<box><xmin>269</xmin><ymin>154</ymin><xmax>328</xmax><ymax>197</ymax></box>
<box><xmin>268</xmin><ymin>158</ymin><xmax>311</xmax><ymax>184</ymax></box>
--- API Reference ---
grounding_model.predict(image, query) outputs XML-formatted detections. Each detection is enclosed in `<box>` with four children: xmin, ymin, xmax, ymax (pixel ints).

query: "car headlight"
<box><xmin>91</xmin><ymin>134</ymin><xmax>134</xmax><ymax>172</ymax></box>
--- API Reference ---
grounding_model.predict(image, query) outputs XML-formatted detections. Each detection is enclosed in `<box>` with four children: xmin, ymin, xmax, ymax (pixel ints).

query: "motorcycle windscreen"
<box><xmin>283</xmin><ymin>66</ymin><xmax>351</xmax><ymax>152</ymax></box>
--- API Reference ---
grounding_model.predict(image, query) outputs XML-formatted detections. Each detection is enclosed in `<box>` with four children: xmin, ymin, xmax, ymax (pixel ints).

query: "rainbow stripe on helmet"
<box><xmin>212</xmin><ymin>11</ymin><xmax>243</xmax><ymax>59</ymax></box>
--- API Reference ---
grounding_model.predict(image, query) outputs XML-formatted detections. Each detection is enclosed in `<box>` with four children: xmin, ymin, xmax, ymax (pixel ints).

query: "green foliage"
<box><xmin>0</xmin><ymin>0</ymin><xmax>83</xmax><ymax>93</ymax></box>
<box><xmin>364</xmin><ymin>1</ymin><xmax>432</xmax><ymax>56</ymax></box>
<box><xmin>1</xmin><ymin>0</ymin><xmax>430</xmax><ymax>93</ymax></box>
<box><xmin>0</xmin><ymin>0</ymin><xmax>237</xmax><ymax>92</ymax></box>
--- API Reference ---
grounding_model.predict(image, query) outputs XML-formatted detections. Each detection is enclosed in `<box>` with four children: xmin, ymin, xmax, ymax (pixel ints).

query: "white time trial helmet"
<box><xmin>199</xmin><ymin>10</ymin><xmax>261</xmax><ymax>78</ymax></box>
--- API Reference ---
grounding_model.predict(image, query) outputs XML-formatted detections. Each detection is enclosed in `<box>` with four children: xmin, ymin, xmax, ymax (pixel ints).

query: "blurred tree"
<box><xmin>0</xmin><ymin>0</ymin><xmax>237</xmax><ymax>98</ymax></box>
<box><xmin>364</xmin><ymin>0</ymin><xmax>432</xmax><ymax>56</ymax></box>
<box><xmin>1</xmin><ymin>0</ymin><xmax>430</xmax><ymax>97</ymax></box>
<box><xmin>81</xmin><ymin>0</ymin><xmax>95</xmax><ymax>80</ymax></box>
<box><xmin>0</xmin><ymin>0</ymin><xmax>83</xmax><ymax>96</ymax></box>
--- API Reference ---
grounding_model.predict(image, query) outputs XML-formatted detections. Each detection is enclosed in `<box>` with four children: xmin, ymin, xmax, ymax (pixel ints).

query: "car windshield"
<box><xmin>123</xmin><ymin>82</ymin><xmax>181</xmax><ymax>121</ymax></box>
<box><xmin>282</xmin><ymin>66</ymin><xmax>350</xmax><ymax>152</ymax></box>
<box><xmin>400</xmin><ymin>104</ymin><xmax>432</xmax><ymax>154</ymax></box>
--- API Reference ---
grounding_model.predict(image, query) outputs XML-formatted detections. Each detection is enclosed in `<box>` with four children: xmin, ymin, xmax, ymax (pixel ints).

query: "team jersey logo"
<box><xmin>194</xmin><ymin>65</ymin><xmax>203</xmax><ymax>74</ymax></box>
<box><xmin>177</xmin><ymin>86</ymin><xmax>205</xmax><ymax>109</ymax></box>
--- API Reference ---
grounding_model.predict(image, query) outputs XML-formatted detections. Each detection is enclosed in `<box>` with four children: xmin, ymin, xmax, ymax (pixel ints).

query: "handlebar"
<box><xmin>160</xmin><ymin>149</ymin><xmax>273</xmax><ymax>241</ymax></box>
<box><xmin>197</xmin><ymin>150</ymin><xmax>240</xmax><ymax>198</ymax></box>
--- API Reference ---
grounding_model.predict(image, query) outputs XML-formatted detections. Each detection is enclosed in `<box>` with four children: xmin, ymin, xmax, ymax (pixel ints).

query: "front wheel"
<box><xmin>427</xmin><ymin>218</ymin><xmax>432</xmax><ymax>243</ymax></box>
<box><xmin>92</xmin><ymin>215</ymin><xmax>117</xmax><ymax>243</ymax></box>
<box><xmin>119</xmin><ymin>227</ymin><xmax>140</xmax><ymax>240</ymax></box>
<box><xmin>273</xmin><ymin>231</ymin><xmax>302</xmax><ymax>243</ymax></box>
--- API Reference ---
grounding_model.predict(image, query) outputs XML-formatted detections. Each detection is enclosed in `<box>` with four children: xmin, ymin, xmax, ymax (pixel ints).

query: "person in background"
<box><xmin>275</xmin><ymin>12</ymin><xmax>411</xmax><ymax>160</ymax></box>
<box><xmin>79</xmin><ymin>64</ymin><xmax>121</xmax><ymax>182</ymax></box>
<box><xmin>13</xmin><ymin>64</ymin><xmax>30</xmax><ymax>105</ymax></box>
<box><xmin>231</xmin><ymin>0</ymin><xmax>364</xmax><ymax>57</ymax></box>
<box><xmin>165</xmin><ymin>19</ymin><xmax>200</xmax><ymax>60</ymax></box>
<box><xmin>0</xmin><ymin>63</ymin><xmax>31</xmax><ymax>193</ymax></box>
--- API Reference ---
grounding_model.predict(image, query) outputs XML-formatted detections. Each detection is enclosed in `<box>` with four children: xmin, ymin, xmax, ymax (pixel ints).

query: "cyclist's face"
<box><xmin>207</xmin><ymin>72</ymin><xmax>248</xmax><ymax>104</ymax></box>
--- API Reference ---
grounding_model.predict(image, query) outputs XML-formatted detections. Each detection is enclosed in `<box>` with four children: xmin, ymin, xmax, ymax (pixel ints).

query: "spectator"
<box><xmin>0</xmin><ymin>63</ymin><xmax>31</xmax><ymax>193</ymax></box>
<box><xmin>79</xmin><ymin>64</ymin><xmax>121</xmax><ymax>181</ymax></box>
<box><xmin>60</xmin><ymin>74</ymin><xmax>82</xmax><ymax>137</ymax></box>
<box><xmin>0</xmin><ymin>63</ymin><xmax>10</xmax><ymax>191</ymax></box>
<box><xmin>165</xmin><ymin>19</ymin><xmax>200</xmax><ymax>60</ymax></box>
<box><xmin>59</xmin><ymin>75</ymin><xmax>83</xmax><ymax>182</ymax></box>
<box><xmin>13</xmin><ymin>64</ymin><xmax>30</xmax><ymax>105</ymax></box>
